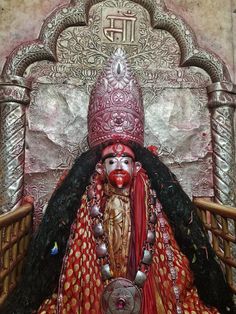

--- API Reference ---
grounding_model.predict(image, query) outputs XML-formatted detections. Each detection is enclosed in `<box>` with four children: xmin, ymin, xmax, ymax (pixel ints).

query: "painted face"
<box><xmin>103</xmin><ymin>156</ymin><xmax>134</xmax><ymax>189</ymax></box>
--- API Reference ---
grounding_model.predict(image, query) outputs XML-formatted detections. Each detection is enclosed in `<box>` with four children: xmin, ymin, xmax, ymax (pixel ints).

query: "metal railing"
<box><xmin>194</xmin><ymin>198</ymin><xmax>236</xmax><ymax>295</ymax></box>
<box><xmin>0</xmin><ymin>199</ymin><xmax>235</xmax><ymax>306</ymax></box>
<box><xmin>0</xmin><ymin>204</ymin><xmax>32</xmax><ymax>306</ymax></box>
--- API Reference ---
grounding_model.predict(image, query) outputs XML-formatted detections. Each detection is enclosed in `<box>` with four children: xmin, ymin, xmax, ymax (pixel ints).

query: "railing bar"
<box><xmin>0</xmin><ymin>204</ymin><xmax>32</xmax><ymax>228</ymax></box>
<box><xmin>194</xmin><ymin>199</ymin><xmax>236</xmax><ymax>220</ymax></box>
<box><xmin>211</xmin><ymin>213</ymin><xmax>220</xmax><ymax>252</ymax></box>
<box><xmin>0</xmin><ymin>204</ymin><xmax>33</xmax><ymax>307</ymax></box>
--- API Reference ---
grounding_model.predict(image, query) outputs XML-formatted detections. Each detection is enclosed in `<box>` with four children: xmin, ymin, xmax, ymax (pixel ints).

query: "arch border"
<box><xmin>0</xmin><ymin>0</ymin><xmax>235</xmax><ymax>212</ymax></box>
<box><xmin>1</xmin><ymin>0</ymin><xmax>231</xmax><ymax>83</ymax></box>
<box><xmin>2</xmin><ymin>3</ymin><xmax>86</xmax><ymax>77</ymax></box>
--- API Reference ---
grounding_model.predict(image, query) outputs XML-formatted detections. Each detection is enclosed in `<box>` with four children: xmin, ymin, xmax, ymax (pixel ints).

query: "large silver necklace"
<box><xmin>56</xmin><ymin>178</ymin><xmax>182</xmax><ymax>313</ymax></box>
<box><xmin>87</xmin><ymin>179</ymin><xmax>158</xmax><ymax>314</ymax></box>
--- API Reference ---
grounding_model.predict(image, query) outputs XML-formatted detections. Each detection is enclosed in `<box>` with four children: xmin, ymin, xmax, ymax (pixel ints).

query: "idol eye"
<box><xmin>124</xmin><ymin>160</ymin><xmax>129</xmax><ymax>164</ymax></box>
<box><xmin>109</xmin><ymin>160</ymin><xmax>114</xmax><ymax>165</ymax></box>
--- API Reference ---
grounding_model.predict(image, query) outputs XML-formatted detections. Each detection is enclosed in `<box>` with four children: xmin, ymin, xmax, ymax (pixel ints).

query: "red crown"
<box><xmin>87</xmin><ymin>48</ymin><xmax>144</xmax><ymax>147</ymax></box>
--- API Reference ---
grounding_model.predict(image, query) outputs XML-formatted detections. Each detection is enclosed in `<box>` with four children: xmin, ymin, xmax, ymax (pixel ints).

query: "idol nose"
<box><xmin>116</xmin><ymin>160</ymin><xmax>123</xmax><ymax>170</ymax></box>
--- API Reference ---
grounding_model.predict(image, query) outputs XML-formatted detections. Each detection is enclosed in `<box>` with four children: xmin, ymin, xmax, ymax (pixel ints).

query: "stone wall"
<box><xmin>1</xmin><ymin>0</ymin><xmax>235</xmax><ymax>82</ymax></box>
<box><xmin>0</xmin><ymin>0</ymin><xmax>235</xmax><ymax>222</ymax></box>
<box><xmin>166</xmin><ymin>0</ymin><xmax>236</xmax><ymax>83</ymax></box>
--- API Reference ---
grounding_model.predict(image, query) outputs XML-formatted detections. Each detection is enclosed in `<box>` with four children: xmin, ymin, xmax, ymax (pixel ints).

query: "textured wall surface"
<box><xmin>165</xmin><ymin>0</ymin><xmax>236</xmax><ymax>83</ymax></box>
<box><xmin>233</xmin><ymin>0</ymin><xmax>236</xmax><ymax>83</ymax></box>
<box><xmin>0</xmin><ymin>0</ymin><xmax>66</xmax><ymax>72</ymax></box>
<box><xmin>0</xmin><ymin>0</ymin><xmax>235</xmax><ymax>223</ymax></box>
<box><xmin>0</xmin><ymin>0</ymin><xmax>235</xmax><ymax>80</ymax></box>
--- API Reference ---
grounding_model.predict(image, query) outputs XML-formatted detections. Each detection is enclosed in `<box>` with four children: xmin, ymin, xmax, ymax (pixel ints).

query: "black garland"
<box><xmin>1</xmin><ymin>143</ymin><xmax>235</xmax><ymax>314</ymax></box>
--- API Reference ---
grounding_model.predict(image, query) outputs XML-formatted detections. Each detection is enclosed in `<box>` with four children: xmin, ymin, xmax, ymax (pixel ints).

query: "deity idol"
<box><xmin>2</xmin><ymin>49</ymin><xmax>235</xmax><ymax>314</ymax></box>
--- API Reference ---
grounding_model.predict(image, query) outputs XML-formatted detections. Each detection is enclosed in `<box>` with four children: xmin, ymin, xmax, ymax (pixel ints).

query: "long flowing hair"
<box><xmin>1</xmin><ymin>143</ymin><xmax>235</xmax><ymax>314</ymax></box>
<box><xmin>131</xmin><ymin>143</ymin><xmax>234</xmax><ymax>313</ymax></box>
<box><xmin>1</xmin><ymin>146</ymin><xmax>102</xmax><ymax>314</ymax></box>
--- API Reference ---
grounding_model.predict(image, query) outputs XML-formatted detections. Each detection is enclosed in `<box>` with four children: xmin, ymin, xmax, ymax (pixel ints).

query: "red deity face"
<box><xmin>103</xmin><ymin>156</ymin><xmax>134</xmax><ymax>189</ymax></box>
<box><xmin>97</xmin><ymin>143</ymin><xmax>141</xmax><ymax>189</ymax></box>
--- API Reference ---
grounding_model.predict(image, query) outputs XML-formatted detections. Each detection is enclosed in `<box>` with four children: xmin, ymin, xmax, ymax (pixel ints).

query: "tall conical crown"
<box><xmin>87</xmin><ymin>48</ymin><xmax>144</xmax><ymax>147</ymax></box>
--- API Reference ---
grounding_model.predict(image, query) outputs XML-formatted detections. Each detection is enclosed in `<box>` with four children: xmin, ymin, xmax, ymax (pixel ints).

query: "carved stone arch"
<box><xmin>0</xmin><ymin>0</ymin><xmax>235</xmax><ymax>216</ymax></box>
<box><xmin>85</xmin><ymin>0</ymin><xmax>230</xmax><ymax>82</ymax></box>
<box><xmin>152</xmin><ymin>11</ymin><xmax>230</xmax><ymax>82</ymax></box>
<box><xmin>0</xmin><ymin>2</ymin><xmax>88</xmax><ymax>214</ymax></box>
<box><xmin>82</xmin><ymin>0</ymin><xmax>236</xmax><ymax>207</ymax></box>
<box><xmin>3</xmin><ymin>0</ymin><xmax>230</xmax><ymax>82</ymax></box>
<box><xmin>2</xmin><ymin>4</ymin><xmax>86</xmax><ymax>77</ymax></box>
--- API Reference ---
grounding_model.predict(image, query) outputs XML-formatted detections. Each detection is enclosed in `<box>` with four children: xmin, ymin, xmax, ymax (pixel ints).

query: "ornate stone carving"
<box><xmin>208</xmin><ymin>82</ymin><xmax>236</xmax><ymax>108</ymax></box>
<box><xmin>0</xmin><ymin>76</ymin><xmax>31</xmax><ymax>104</ymax></box>
<box><xmin>207</xmin><ymin>82</ymin><xmax>236</xmax><ymax>206</ymax></box>
<box><xmin>85</xmin><ymin>0</ymin><xmax>158</xmax><ymax>21</ymax></box>
<box><xmin>0</xmin><ymin>76</ymin><xmax>31</xmax><ymax>213</ymax></box>
<box><xmin>85</xmin><ymin>0</ymin><xmax>230</xmax><ymax>82</ymax></box>
<box><xmin>152</xmin><ymin>11</ymin><xmax>230</xmax><ymax>82</ymax></box>
<box><xmin>88</xmin><ymin>48</ymin><xmax>144</xmax><ymax>147</ymax></box>
<box><xmin>101</xmin><ymin>8</ymin><xmax>139</xmax><ymax>44</ymax></box>
<box><xmin>2</xmin><ymin>43</ymin><xmax>55</xmax><ymax>78</ymax></box>
<box><xmin>38</xmin><ymin>5</ymin><xmax>86</xmax><ymax>55</ymax></box>
<box><xmin>2</xmin><ymin>5</ymin><xmax>86</xmax><ymax>77</ymax></box>
<box><xmin>0</xmin><ymin>0</ymin><xmax>235</xmax><ymax>218</ymax></box>
<box><xmin>0</xmin><ymin>2</ymin><xmax>86</xmax><ymax>214</ymax></box>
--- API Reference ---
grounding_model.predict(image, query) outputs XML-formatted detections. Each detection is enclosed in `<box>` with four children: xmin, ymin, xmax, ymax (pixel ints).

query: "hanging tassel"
<box><xmin>51</xmin><ymin>242</ymin><xmax>59</xmax><ymax>255</ymax></box>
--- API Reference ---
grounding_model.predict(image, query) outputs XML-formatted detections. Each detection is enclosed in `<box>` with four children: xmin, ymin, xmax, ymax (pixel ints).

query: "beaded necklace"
<box><xmin>86</xmin><ymin>175</ymin><xmax>182</xmax><ymax>314</ymax></box>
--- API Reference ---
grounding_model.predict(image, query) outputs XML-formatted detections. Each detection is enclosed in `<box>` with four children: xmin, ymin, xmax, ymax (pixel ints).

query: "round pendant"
<box><xmin>101</xmin><ymin>278</ymin><xmax>142</xmax><ymax>314</ymax></box>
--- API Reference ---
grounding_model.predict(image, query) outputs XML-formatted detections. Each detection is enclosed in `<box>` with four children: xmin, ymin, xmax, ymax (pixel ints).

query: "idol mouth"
<box><xmin>112</xmin><ymin>172</ymin><xmax>127</xmax><ymax>177</ymax></box>
<box><xmin>108</xmin><ymin>170</ymin><xmax>131</xmax><ymax>189</ymax></box>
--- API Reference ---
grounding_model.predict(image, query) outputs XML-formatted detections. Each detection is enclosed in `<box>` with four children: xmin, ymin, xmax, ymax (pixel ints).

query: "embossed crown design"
<box><xmin>88</xmin><ymin>48</ymin><xmax>144</xmax><ymax>147</ymax></box>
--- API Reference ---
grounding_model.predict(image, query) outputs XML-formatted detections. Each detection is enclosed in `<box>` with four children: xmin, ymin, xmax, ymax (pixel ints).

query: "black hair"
<box><xmin>1</xmin><ymin>146</ymin><xmax>102</xmax><ymax>314</ymax></box>
<box><xmin>131</xmin><ymin>143</ymin><xmax>235</xmax><ymax>314</ymax></box>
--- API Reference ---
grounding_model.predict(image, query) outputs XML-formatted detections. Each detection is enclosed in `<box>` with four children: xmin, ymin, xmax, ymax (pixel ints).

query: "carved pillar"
<box><xmin>207</xmin><ymin>82</ymin><xmax>236</xmax><ymax>206</ymax></box>
<box><xmin>0</xmin><ymin>76</ymin><xmax>31</xmax><ymax>214</ymax></box>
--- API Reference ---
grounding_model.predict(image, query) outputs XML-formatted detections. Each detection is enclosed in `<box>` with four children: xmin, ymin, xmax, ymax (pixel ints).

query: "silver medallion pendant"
<box><xmin>101</xmin><ymin>278</ymin><xmax>142</xmax><ymax>314</ymax></box>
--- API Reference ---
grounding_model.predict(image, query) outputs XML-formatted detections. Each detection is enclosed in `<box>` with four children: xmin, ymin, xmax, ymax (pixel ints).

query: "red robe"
<box><xmin>38</xmin><ymin>171</ymin><xmax>219</xmax><ymax>314</ymax></box>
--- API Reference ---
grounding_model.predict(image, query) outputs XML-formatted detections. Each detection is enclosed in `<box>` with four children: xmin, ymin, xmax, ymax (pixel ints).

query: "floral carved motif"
<box><xmin>1</xmin><ymin>0</ymin><xmax>235</xmax><ymax>216</ymax></box>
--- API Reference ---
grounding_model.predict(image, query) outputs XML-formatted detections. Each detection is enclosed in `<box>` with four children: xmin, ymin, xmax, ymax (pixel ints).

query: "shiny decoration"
<box><xmin>90</xmin><ymin>204</ymin><xmax>101</xmax><ymax>217</ymax></box>
<box><xmin>38</xmin><ymin>174</ymin><xmax>223</xmax><ymax>313</ymax></box>
<box><xmin>50</xmin><ymin>241</ymin><xmax>59</xmax><ymax>255</ymax></box>
<box><xmin>146</xmin><ymin>230</ymin><xmax>156</xmax><ymax>244</ymax></box>
<box><xmin>0</xmin><ymin>0</ymin><xmax>235</xmax><ymax>219</ymax></box>
<box><xmin>156</xmin><ymin>203</ymin><xmax>182</xmax><ymax>313</ymax></box>
<box><xmin>141</xmin><ymin>249</ymin><xmax>153</xmax><ymax>265</ymax></box>
<box><xmin>101</xmin><ymin>278</ymin><xmax>142</xmax><ymax>314</ymax></box>
<box><xmin>134</xmin><ymin>270</ymin><xmax>147</xmax><ymax>288</ymax></box>
<box><xmin>101</xmin><ymin>264</ymin><xmax>112</xmax><ymax>281</ymax></box>
<box><xmin>96</xmin><ymin>243</ymin><xmax>108</xmax><ymax>258</ymax></box>
<box><xmin>93</xmin><ymin>223</ymin><xmax>104</xmax><ymax>238</ymax></box>
<box><xmin>207</xmin><ymin>82</ymin><xmax>236</xmax><ymax>206</ymax></box>
<box><xmin>0</xmin><ymin>76</ymin><xmax>31</xmax><ymax>214</ymax></box>
<box><xmin>87</xmin><ymin>48</ymin><xmax>144</xmax><ymax>147</ymax></box>
<box><xmin>87</xmin><ymin>173</ymin><xmax>158</xmax><ymax>310</ymax></box>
